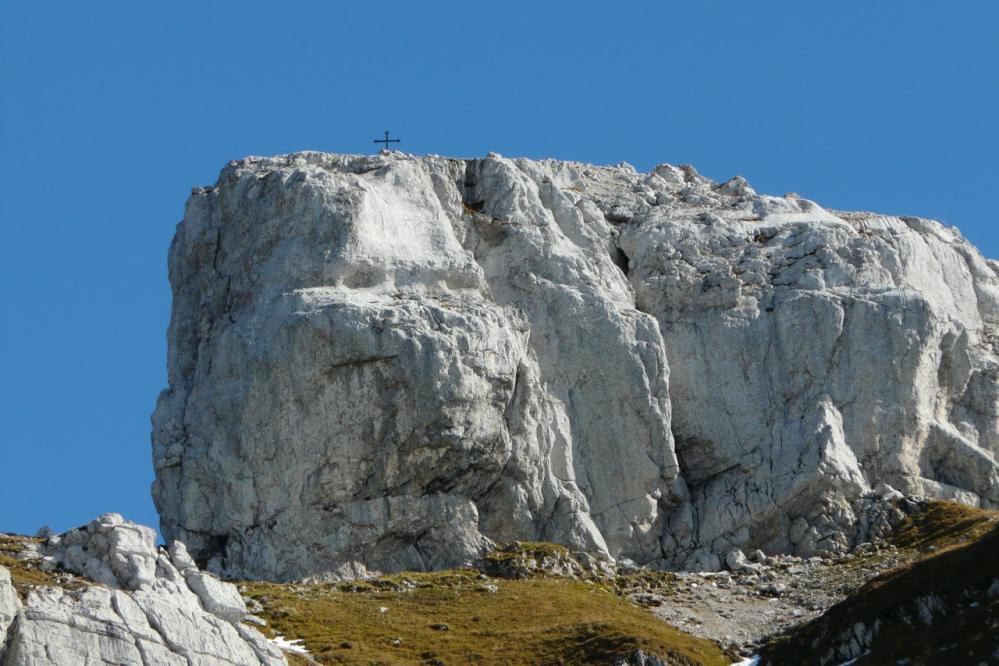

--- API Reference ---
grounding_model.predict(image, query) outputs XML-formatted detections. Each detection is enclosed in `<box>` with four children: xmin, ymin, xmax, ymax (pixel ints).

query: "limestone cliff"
<box><xmin>152</xmin><ymin>151</ymin><xmax>999</xmax><ymax>580</ymax></box>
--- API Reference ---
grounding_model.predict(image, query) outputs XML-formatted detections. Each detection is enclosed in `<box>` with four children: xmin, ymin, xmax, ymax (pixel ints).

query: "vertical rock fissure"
<box><xmin>611</xmin><ymin>245</ymin><xmax>630</xmax><ymax>276</ymax></box>
<box><xmin>0</xmin><ymin>610</ymin><xmax>21</xmax><ymax>664</ymax></box>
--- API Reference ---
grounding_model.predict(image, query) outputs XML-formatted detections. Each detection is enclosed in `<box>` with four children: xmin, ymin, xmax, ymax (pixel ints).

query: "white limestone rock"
<box><xmin>2</xmin><ymin>518</ymin><xmax>286</xmax><ymax>665</ymax></box>
<box><xmin>0</xmin><ymin>567</ymin><xmax>20</xmax><ymax>659</ymax></box>
<box><xmin>152</xmin><ymin>151</ymin><xmax>999</xmax><ymax>579</ymax></box>
<box><xmin>167</xmin><ymin>540</ymin><xmax>246</xmax><ymax>622</ymax></box>
<box><xmin>167</xmin><ymin>540</ymin><xmax>196</xmax><ymax>572</ymax></box>
<box><xmin>724</xmin><ymin>549</ymin><xmax>764</xmax><ymax>575</ymax></box>
<box><xmin>618</xmin><ymin>200</ymin><xmax>999</xmax><ymax>566</ymax></box>
<box><xmin>153</xmin><ymin>152</ymin><xmax>677</xmax><ymax>580</ymax></box>
<box><xmin>182</xmin><ymin>570</ymin><xmax>246</xmax><ymax>623</ymax></box>
<box><xmin>3</xmin><ymin>584</ymin><xmax>283</xmax><ymax>666</ymax></box>
<box><xmin>46</xmin><ymin>513</ymin><xmax>158</xmax><ymax>590</ymax></box>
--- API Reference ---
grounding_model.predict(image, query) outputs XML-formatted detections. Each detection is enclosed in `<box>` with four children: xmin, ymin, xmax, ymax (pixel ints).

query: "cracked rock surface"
<box><xmin>152</xmin><ymin>151</ymin><xmax>999</xmax><ymax>581</ymax></box>
<box><xmin>0</xmin><ymin>515</ymin><xmax>285</xmax><ymax>665</ymax></box>
<box><xmin>0</xmin><ymin>568</ymin><xmax>19</xmax><ymax>660</ymax></box>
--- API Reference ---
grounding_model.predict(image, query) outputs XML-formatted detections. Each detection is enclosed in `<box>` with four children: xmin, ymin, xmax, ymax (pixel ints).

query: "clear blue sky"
<box><xmin>1</xmin><ymin>2</ymin><xmax>996</xmax><ymax>536</ymax></box>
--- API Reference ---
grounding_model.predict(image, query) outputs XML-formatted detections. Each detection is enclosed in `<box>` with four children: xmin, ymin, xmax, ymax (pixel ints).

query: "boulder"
<box><xmin>46</xmin><ymin>513</ymin><xmax>158</xmax><ymax>590</ymax></box>
<box><xmin>724</xmin><ymin>550</ymin><xmax>765</xmax><ymax>575</ymax></box>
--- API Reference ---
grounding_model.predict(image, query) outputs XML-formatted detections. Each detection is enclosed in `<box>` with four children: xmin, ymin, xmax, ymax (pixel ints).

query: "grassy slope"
<box><xmin>2</xmin><ymin>533</ymin><xmax>726</xmax><ymax>665</ymax></box>
<box><xmin>243</xmin><ymin>568</ymin><xmax>730</xmax><ymax>666</ymax></box>
<box><xmin>760</xmin><ymin>502</ymin><xmax>999</xmax><ymax>665</ymax></box>
<box><xmin>15</xmin><ymin>505</ymin><xmax>995</xmax><ymax>664</ymax></box>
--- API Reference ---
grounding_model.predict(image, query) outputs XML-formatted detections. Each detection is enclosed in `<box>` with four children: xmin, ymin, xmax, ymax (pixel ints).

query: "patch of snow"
<box><xmin>269</xmin><ymin>635</ymin><xmax>313</xmax><ymax>658</ymax></box>
<box><xmin>730</xmin><ymin>657</ymin><xmax>759</xmax><ymax>666</ymax></box>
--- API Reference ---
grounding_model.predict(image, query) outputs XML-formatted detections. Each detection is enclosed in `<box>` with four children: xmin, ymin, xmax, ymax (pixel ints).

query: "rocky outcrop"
<box><xmin>0</xmin><ymin>515</ymin><xmax>285</xmax><ymax>665</ymax></box>
<box><xmin>152</xmin><ymin>151</ymin><xmax>999</xmax><ymax>580</ymax></box>
<box><xmin>0</xmin><ymin>568</ymin><xmax>20</xmax><ymax>660</ymax></box>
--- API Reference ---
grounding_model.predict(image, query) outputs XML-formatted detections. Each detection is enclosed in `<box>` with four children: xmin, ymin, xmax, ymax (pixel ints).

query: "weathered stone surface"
<box><xmin>723</xmin><ymin>549</ymin><xmax>764</xmax><ymax>575</ymax></box>
<box><xmin>167</xmin><ymin>540</ymin><xmax>247</xmax><ymax>623</ymax></box>
<box><xmin>1</xmin><ymin>518</ymin><xmax>285</xmax><ymax>665</ymax></box>
<box><xmin>619</xmin><ymin>181</ymin><xmax>999</xmax><ymax>567</ymax></box>
<box><xmin>152</xmin><ymin>151</ymin><xmax>999</xmax><ymax>579</ymax></box>
<box><xmin>45</xmin><ymin>513</ymin><xmax>157</xmax><ymax>590</ymax></box>
<box><xmin>0</xmin><ymin>567</ymin><xmax>20</xmax><ymax>659</ymax></box>
<box><xmin>182</xmin><ymin>570</ymin><xmax>246</xmax><ymax>623</ymax></box>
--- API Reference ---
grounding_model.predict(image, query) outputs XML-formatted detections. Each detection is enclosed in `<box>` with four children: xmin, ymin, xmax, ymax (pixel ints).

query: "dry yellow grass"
<box><xmin>0</xmin><ymin>534</ymin><xmax>83</xmax><ymax>599</ymax></box>
<box><xmin>243</xmin><ymin>569</ymin><xmax>729</xmax><ymax>665</ymax></box>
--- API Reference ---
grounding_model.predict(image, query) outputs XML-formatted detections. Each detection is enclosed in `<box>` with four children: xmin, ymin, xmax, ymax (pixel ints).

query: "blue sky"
<box><xmin>1</xmin><ymin>2</ymin><xmax>996</xmax><ymax>536</ymax></box>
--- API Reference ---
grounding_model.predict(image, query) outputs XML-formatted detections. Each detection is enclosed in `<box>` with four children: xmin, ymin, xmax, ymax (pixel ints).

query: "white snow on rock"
<box><xmin>269</xmin><ymin>636</ymin><xmax>312</xmax><ymax>658</ymax></box>
<box><xmin>151</xmin><ymin>151</ymin><xmax>999</xmax><ymax>580</ymax></box>
<box><xmin>729</xmin><ymin>657</ymin><xmax>760</xmax><ymax>666</ymax></box>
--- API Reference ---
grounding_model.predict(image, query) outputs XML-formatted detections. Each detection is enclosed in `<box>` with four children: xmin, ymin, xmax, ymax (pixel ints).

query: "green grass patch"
<box><xmin>243</xmin><ymin>569</ymin><xmax>729</xmax><ymax>665</ymax></box>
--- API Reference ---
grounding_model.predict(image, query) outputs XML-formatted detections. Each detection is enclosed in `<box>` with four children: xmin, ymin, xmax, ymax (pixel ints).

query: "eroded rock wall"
<box><xmin>616</xmin><ymin>171</ymin><xmax>999</xmax><ymax>568</ymax></box>
<box><xmin>152</xmin><ymin>151</ymin><xmax>999</xmax><ymax>579</ymax></box>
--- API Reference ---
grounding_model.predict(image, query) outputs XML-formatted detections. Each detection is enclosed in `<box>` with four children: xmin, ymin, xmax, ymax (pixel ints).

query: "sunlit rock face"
<box><xmin>0</xmin><ymin>515</ymin><xmax>285</xmax><ymax>666</ymax></box>
<box><xmin>152</xmin><ymin>151</ymin><xmax>998</xmax><ymax>580</ymax></box>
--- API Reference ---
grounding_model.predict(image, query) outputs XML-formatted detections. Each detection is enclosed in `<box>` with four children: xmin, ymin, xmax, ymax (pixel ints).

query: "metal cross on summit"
<box><xmin>373</xmin><ymin>130</ymin><xmax>400</xmax><ymax>151</ymax></box>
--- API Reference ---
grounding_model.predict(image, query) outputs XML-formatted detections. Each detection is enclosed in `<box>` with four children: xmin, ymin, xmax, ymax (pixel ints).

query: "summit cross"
<box><xmin>373</xmin><ymin>130</ymin><xmax>401</xmax><ymax>151</ymax></box>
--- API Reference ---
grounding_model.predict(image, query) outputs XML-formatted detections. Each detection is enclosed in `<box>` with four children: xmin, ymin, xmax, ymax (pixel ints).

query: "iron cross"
<box><xmin>373</xmin><ymin>130</ymin><xmax>401</xmax><ymax>151</ymax></box>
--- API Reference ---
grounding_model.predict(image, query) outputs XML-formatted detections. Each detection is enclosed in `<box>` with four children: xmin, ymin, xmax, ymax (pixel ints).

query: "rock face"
<box><xmin>0</xmin><ymin>568</ymin><xmax>19</xmax><ymax>660</ymax></box>
<box><xmin>0</xmin><ymin>515</ymin><xmax>285</xmax><ymax>665</ymax></box>
<box><xmin>152</xmin><ymin>151</ymin><xmax>999</xmax><ymax>580</ymax></box>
